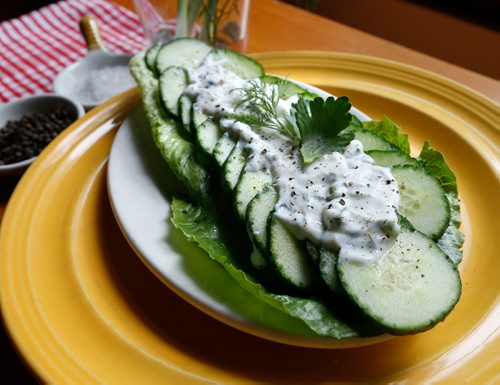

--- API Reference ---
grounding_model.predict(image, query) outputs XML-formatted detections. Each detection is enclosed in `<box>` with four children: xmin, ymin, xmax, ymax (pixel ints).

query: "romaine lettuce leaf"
<box><xmin>129</xmin><ymin>54</ymin><xmax>211</xmax><ymax>203</ymax></box>
<box><xmin>170</xmin><ymin>198</ymin><xmax>363</xmax><ymax>338</ymax></box>
<box><xmin>362</xmin><ymin>117</ymin><xmax>411</xmax><ymax>154</ymax></box>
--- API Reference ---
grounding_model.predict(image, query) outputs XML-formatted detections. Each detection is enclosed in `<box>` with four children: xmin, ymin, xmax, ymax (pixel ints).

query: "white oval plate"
<box><xmin>106</xmin><ymin>82</ymin><xmax>385</xmax><ymax>348</ymax></box>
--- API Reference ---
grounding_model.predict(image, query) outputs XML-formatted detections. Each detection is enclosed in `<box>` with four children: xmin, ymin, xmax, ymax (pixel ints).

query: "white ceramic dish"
<box><xmin>52</xmin><ymin>16</ymin><xmax>133</xmax><ymax>110</ymax></box>
<box><xmin>0</xmin><ymin>94</ymin><xmax>85</xmax><ymax>176</ymax></box>
<box><xmin>106</xmin><ymin>81</ymin><xmax>386</xmax><ymax>348</ymax></box>
<box><xmin>53</xmin><ymin>49</ymin><xmax>133</xmax><ymax>110</ymax></box>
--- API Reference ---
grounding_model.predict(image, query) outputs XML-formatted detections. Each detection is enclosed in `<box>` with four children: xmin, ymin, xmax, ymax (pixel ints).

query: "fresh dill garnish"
<box><xmin>227</xmin><ymin>79</ymin><xmax>354</xmax><ymax>163</ymax></box>
<box><xmin>228</xmin><ymin>79</ymin><xmax>299</xmax><ymax>142</ymax></box>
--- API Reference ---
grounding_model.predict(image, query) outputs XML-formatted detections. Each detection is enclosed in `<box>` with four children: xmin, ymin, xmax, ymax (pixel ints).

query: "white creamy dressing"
<box><xmin>185</xmin><ymin>55</ymin><xmax>247</xmax><ymax>116</ymax></box>
<box><xmin>184</xmin><ymin>56</ymin><xmax>400</xmax><ymax>265</ymax></box>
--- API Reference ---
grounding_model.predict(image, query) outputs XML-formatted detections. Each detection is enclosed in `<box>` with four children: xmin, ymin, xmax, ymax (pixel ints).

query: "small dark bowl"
<box><xmin>0</xmin><ymin>94</ymin><xmax>85</xmax><ymax>175</ymax></box>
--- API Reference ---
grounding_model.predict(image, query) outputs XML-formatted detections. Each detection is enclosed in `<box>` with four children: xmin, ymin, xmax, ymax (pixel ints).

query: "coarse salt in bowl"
<box><xmin>53</xmin><ymin>50</ymin><xmax>134</xmax><ymax>110</ymax></box>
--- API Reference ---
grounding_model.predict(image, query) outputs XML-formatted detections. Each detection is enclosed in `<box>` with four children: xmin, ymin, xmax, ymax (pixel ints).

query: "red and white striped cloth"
<box><xmin>0</xmin><ymin>0</ymin><xmax>148</xmax><ymax>103</ymax></box>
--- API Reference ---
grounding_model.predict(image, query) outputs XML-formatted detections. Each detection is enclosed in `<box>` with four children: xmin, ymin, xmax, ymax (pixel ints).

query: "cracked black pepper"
<box><xmin>0</xmin><ymin>107</ymin><xmax>74</xmax><ymax>165</ymax></box>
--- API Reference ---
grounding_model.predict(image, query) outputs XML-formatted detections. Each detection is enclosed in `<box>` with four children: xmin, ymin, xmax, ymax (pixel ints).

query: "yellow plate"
<box><xmin>1</xmin><ymin>51</ymin><xmax>499</xmax><ymax>384</ymax></box>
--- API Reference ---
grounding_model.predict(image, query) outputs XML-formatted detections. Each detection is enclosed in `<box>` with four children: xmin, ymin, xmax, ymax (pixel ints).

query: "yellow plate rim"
<box><xmin>1</xmin><ymin>50</ymin><xmax>499</xmax><ymax>383</ymax></box>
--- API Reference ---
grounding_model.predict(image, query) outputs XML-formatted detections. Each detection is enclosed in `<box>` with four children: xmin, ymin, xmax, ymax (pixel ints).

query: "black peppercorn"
<box><xmin>0</xmin><ymin>107</ymin><xmax>74</xmax><ymax>165</ymax></box>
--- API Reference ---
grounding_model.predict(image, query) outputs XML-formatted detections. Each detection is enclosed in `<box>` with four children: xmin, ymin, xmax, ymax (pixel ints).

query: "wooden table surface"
<box><xmin>128</xmin><ymin>0</ymin><xmax>500</xmax><ymax>101</ymax></box>
<box><xmin>247</xmin><ymin>0</ymin><xmax>500</xmax><ymax>102</ymax></box>
<box><xmin>0</xmin><ymin>0</ymin><xmax>498</xmax><ymax>383</ymax></box>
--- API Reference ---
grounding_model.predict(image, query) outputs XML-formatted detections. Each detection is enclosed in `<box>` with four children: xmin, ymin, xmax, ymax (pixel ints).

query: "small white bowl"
<box><xmin>53</xmin><ymin>49</ymin><xmax>133</xmax><ymax>110</ymax></box>
<box><xmin>0</xmin><ymin>94</ymin><xmax>85</xmax><ymax>176</ymax></box>
<box><xmin>53</xmin><ymin>15</ymin><xmax>133</xmax><ymax>110</ymax></box>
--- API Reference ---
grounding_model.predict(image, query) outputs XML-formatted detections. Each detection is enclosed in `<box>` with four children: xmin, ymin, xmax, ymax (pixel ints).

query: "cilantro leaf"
<box><xmin>293</xmin><ymin>96</ymin><xmax>354</xmax><ymax>164</ymax></box>
<box><xmin>362</xmin><ymin>117</ymin><xmax>411</xmax><ymax>154</ymax></box>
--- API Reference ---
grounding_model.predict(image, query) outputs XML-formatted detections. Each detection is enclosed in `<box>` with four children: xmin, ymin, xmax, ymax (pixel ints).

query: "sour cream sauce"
<box><xmin>185</xmin><ymin>57</ymin><xmax>400</xmax><ymax>265</ymax></box>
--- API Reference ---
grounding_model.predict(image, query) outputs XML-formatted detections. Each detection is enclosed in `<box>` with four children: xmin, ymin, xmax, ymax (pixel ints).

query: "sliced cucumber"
<box><xmin>179</xmin><ymin>94</ymin><xmax>193</xmax><ymax>134</ymax></box>
<box><xmin>213</xmin><ymin>134</ymin><xmax>236</xmax><ymax>167</ymax></box>
<box><xmin>392</xmin><ymin>165</ymin><xmax>450</xmax><ymax>240</ymax></box>
<box><xmin>156</xmin><ymin>38</ymin><xmax>212</xmax><ymax>74</ymax></box>
<box><xmin>145</xmin><ymin>44</ymin><xmax>162</xmax><ymax>73</ymax></box>
<box><xmin>159</xmin><ymin>66</ymin><xmax>188</xmax><ymax>117</ymax></box>
<box><xmin>191</xmin><ymin>106</ymin><xmax>207</xmax><ymax>129</ymax></box>
<box><xmin>206</xmin><ymin>49</ymin><xmax>264</xmax><ymax>79</ymax></box>
<box><xmin>367</xmin><ymin>150</ymin><xmax>420</xmax><ymax>168</ymax></box>
<box><xmin>306</xmin><ymin>242</ymin><xmax>342</xmax><ymax>295</ymax></box>
<box><xmin>195</xmin><ymin>118</ymin><xmax>221</xmax><ymax>156</ymax></box>
<box><xmin>337</xmin><ymin>226</ymin><xmax>461</xmax><ymax>335</ymax></box>
<box><xmin>234</xmin><ymin>169</ymin><xmax>273</xmax><ymax>220</ymax></box>
<box><xmin>223</xmin><ymin>145</ymin><xmax>246</xmax><ymax>190</ymax></box>
<box><xmin>319</xmin><ymin>248</ymin><xmax>342</xmax><ymax>294</ymax></box>
<box><xmin>267</xmin><ymin>215</ymin><xmax>317</xmax><ymax>290</ymax></box>
<box><xmin>354</xmin><ymin>129</ymin><xmax>397</xmax><ymax>151</ymax></box>
<box><xmin>246</xmin><ymin>185</ymin><xmax>277</xmax><ymax>252</ymax></box>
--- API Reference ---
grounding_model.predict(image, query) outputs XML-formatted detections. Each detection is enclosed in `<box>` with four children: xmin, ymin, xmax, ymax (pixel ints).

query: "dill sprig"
<box><xmin>228</xmin><ymin>79</ymin><xmax>299</xmax><ymax>142</ymax></box>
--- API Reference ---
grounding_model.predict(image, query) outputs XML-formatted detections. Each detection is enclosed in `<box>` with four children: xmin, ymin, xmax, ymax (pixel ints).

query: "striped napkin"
<box><xmin>0</xmin><ymin>0</ymin><xmax>148</xmax><ymax>103</ymax></box>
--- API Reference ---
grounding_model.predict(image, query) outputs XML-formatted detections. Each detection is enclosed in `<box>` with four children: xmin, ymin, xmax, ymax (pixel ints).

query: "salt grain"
<box><xmin>65</xmin><ymin>66</ymin><xmax>136</xmax><ymax>106</ymax></box>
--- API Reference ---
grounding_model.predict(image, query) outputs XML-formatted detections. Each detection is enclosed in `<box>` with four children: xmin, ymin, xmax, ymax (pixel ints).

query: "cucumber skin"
<box><xmin>159</xmin><ymin>66</ymin><xmax>188</xmax><ymax>118</ymax></box>
<box><xmin>336</xmin><ymin>226</ymin><xmax>461</xmax><ymax>335</ymax></box>
<box><xmin>155</xmin><ymin>38</ymin><xmax>213</xmax><ymax>74</ymax></box>
<box><xmin>266</xmin><ymin>215</ymin><xmax>319</xmax><ymax>291</ymax></box>
<box><xmin>246</xmin><ymin>185</ymin><xmax>277</xmax><ymax>253</ymax></box>
<box><xmin>208</xmin><ymin>49</ymin><xmax>265</xmax><ymax>79</ymax></box>
<box><xmin>393</xmin><ymin>164</ymin><xmax>451</xmax><ymax>240</ymax></box>
<box><xmin>367</xmin><ymin>150</ymin><xmax>419</xmax><ymax>168</ymax></box>
<box><xmin>145</xmin><ymin>45</ymin><xmax>162</xmax><ymax>74</ymax></box>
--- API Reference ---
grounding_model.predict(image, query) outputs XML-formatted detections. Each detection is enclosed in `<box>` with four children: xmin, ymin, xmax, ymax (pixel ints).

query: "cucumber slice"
<box><xmin>195</xmin><ymin>118</ymin><xmax>221</xmax><ymax>156</ymax></box>
<box><xmin>234</xmin><ymin>169</ymin><xmax>273</xmax><ymax>220</ymax></box>
<box><xmin>367</xmin><ymin>150</ymin><xmax>420</xmax><ymax>167</ymax></box>
<box><xmin>392</xmin><ymin>165</ymin><xmax>450</xmax><ymax>240</ymax></box>
<box><xmin>213</xmin><ymin>134</ymin><xmax>236</xmax><ymax>167</ymax></box>
<box><xmin>190</xmin><ymin>106</ymin><xmax>222</xmax><ymax>156</ymax></box>
<box><xmin>337</xmin><ymin>226</ymin><xmax>461</xmax><ymax>335</ymax></box>
<box><xmin>306</xmin><ymin>242</ymin><xmax>342</xmax><ymax>295</ymax></box>
<box><xmin>159</xmin><ymin>66</ymin><xmax>188</xmax><ymax>117</ymax></box>
<box><xmin>354</xmin><ymin>129</ymin><xmax>397</xmax><ymax>151</ymax></box>
<box><xmin>156</xmin><ymin>38</ymin><xmax>212</xmax><ymax>74</ymax></box>
<box><xmin>319</xmin><ymin>248</ymin><xmax>342</xmax><ymax>294</ymax></box>
<box><xmin>267</xmin><ymin>215</ymin><xmax>317</xmax><ymax>290</ymax></box>
<box><xmin>179</xmin><ymin>95</ymin><xmax>193</xmax><ymax>134</ymax></box>
<box><xmin>191</xmin><ymin>107</ymin><xmax>207</xmax><ymax>129</ymax></box>
<box><xmin>145</xmin><ymin>45</ymin><xmax>162</xmax><ymax>73</ymax></box>
<box><xmin>246</xmin><ymin>185</ymin><xmax>277</xmax><ymax>252</ymax></box>
<box><xmin>207</xmin><ymin>49</ymin><xmax>264</xmax><ymax>79</ymax></box>
<box><xmin>223</xmin><ymin>145</ymin><xmax>246</xmax><ymax>190</ymax></box>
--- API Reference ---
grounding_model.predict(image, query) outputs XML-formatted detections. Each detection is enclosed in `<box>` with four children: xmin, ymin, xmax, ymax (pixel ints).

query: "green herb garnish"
<box><xmin>293</xmin><ymin>96</ymin><xmax>354</xmax><ymax>164</ymax></box>
<box><xmin>229</xmin><ymin>79</ymin><xmax>299</xmax><ymax>141</ymax></box>
<box><xmin>230</xmin><ymin>81</ymin><xmax>355</xmax><ymax>163</ymax></box>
